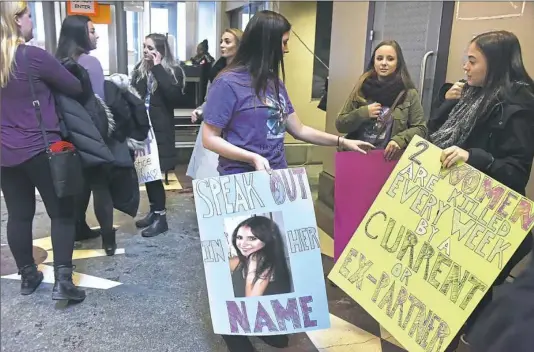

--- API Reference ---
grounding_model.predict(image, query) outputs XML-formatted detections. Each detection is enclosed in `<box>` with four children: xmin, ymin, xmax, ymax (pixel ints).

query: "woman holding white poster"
<box><xmin>429</xmin><ymin>30</ymin><xmax>534</xmax><ymax>350</ymax></box>
<box><xmin>201</xmin><ymin>10</ymin><xmax>373</xmax><ymax>352</ymax></box>
<box><xmin>131</xmin><ymin>33</ymin><xmax>186</xmax><ymax>238</ymax></box>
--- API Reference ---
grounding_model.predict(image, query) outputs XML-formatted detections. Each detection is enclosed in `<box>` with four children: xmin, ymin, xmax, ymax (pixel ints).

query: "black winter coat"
<box><xmin>55</xmin><ymin>59</ymin><xmax>114</xmax><ymax>168</ymax></box>
<box><xmin>429</xmin><ymin>85</ymin><xmax>534</xmax><ymax>195</ymax></box>
<box><xmin>468</xmin><ymin>246</ymin><xmax>534</xmax><ymax>352</ymax></box>
<box><xmin>131</xmin><ymin>64</ymin><xmax>185</xmax><ymax>172</ymax></box>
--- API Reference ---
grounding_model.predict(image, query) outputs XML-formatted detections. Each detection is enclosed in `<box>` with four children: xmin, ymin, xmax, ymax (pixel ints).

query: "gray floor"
<box><xmin>0</xmin><ymin>191</ymin><xmax>233</xmax><ymax>352</ymax></box>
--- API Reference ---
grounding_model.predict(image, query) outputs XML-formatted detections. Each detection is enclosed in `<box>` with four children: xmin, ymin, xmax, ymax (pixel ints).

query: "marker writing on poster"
<box><xmin>383</xmin><ymin>148</ymin><xmax>531</xmax><ymax>270</ymax></box>
<box><xmin>226</xmin><ymin>295</ymin><xmax>317</xmax><ymax>333</ymax></box>
<box><xmin>338</xmin><ymin>248</ymin><xmax>452</xmax><ymax>352</ymax></box>
<box><xmin>359</xmin><ymin>211</ymin><xmax>487</xmax><ymax>309</ymax></box>
<box><xmin>270</xmin><ymin>168</ymin><xmax>309</xmax><ymax>205</ymax></box>
<box><xmin>201</xmin><ymin>239</ymin><xmax>225</xmax><ymax>263</ymax></box>
<box><xmin>286</xmin><ymin>227</ymin><xmax>320</xmax><ymax>254</ymax></box>
<box><xmin>194</xmin><ymin>173</ymin><xmax>265</xmax><ymax>218</ymax></box>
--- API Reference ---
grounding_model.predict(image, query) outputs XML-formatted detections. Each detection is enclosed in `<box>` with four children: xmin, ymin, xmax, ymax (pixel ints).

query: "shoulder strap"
<box><xmin>372</xmin><ymin>90</ymin><xmax>407</xmax><ymax>145</ymax></box>
<box><xmin>22</xmin><ymin>46</ymin><xmax>50</xmax><ymax>151</ymax></box>
<box><xmin>391</xmin><ymin>90</ymin><xmax>406</xmax><ymax>111</ymax></box>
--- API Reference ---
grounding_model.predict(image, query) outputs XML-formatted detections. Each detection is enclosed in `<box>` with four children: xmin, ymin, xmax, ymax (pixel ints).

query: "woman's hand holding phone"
<box><xmin>151</xmin><ymin>50</ymin><xmax>162</xmax><ymax>65</ymax></box>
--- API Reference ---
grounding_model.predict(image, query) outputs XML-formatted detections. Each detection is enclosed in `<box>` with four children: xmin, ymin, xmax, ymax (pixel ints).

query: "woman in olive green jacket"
<box><xmin>336</xmin><ymin>40</ymin><xmax>427</xmax><ymax>160</ymax></box>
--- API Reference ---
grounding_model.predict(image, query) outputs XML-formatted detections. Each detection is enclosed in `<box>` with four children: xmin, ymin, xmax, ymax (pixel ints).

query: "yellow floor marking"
<box><xmin>139</xmin><ymin>172</ymin><xmax>183</xmax><ymax>191</ymax></box>
<box><xmin>44</xmin><ymin>248</ymin><xmax>126</xmax><ymax>263</ymax></box>
<box><xmin>306</xmin><ymin>314</ymin><xmax>382</xmax><ymax>351</ymax></box>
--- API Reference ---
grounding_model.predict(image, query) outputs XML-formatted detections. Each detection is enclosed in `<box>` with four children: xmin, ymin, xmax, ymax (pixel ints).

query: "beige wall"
<box><xmin>322</xmin><ymin>2</ymin><xmax>370</xmax><ymax>176</ymax></box>
<box><xmin>446</xmin><ymin>1</ymin><xmax>534</xmax><ymax>81</ymax></box>
<box><xmin>278</xmin><ymin>1</ymin><xmax>326</xmax><ymax>143</ymax></box>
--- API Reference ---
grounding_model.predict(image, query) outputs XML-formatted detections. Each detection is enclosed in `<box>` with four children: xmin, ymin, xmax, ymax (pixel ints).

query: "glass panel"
<box><xmin>126</xmin><ymin>11</ymin><xmax>143</xmax><ymax>74</ymax></box>
<box><xmin>198</xmin><ymin>1</ymin><xmax>217</xmax><ymax>59</ymax></box>
<box><xmin>92</xmin><ymin>23</ymin><xmax>111</xmax><ymax>75</ymax></box>
<box><xmin>28</xmin><ymin>2</ymin><xmax>45</xmax><ymax>49</ymax></box>
<box><xmin>54</xmin><ymin>2</ymin><xmax>63</xmax><ymax>42</ymax></box>
<box><xmin>177</xmin><ymin>2</ymin><xmax>186</xmax><ymax>61</ymax></box>
<box><xmin>148</xmin><ymin>2</ymin><xmax>186</xmax><ymax>62</ymax></box>
<box><xmin>150</xmin><ymin>7</ymin><xmax>169</xmax><ymax>34</ymax></box>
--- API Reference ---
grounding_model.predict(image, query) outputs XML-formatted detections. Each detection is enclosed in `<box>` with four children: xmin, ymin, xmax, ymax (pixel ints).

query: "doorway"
<box><xmin>365</xmin><ymin>1</ymin><xmax>455</xmax><ymax>119</ymax></box>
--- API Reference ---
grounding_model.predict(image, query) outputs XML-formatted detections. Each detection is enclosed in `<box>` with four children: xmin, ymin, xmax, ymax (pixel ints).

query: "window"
<box><xmin>311</xmin><ymin>1</ymin><xmax>333</xmax><ymax>99</ymax></box>
<box><xmin>126</xmin><ymin>10</ymin><xmax>144</xmax><ymax>73</ymax></box>
<box><xmin>28</xmin><ymin>2</ymin><xmax>45</xmax><ymax>49</ymax></box>
<box><xmin>148</xmin><ymin>1</ymin><xmax>186</xmax><ymax>62</ymax></box>
<box><xmin>91</xmin><ymin>23</ymin><xmax>111</xmax><ymax>75</ymax></box>
<box><xmin>198</xmin><ymin>1</ymin><xmax>217</xmax><ymax>59</ymax></box>
<box><xmin>229</xmin><ymin>2</ymin><xmax>266</xmax><ymax>31</ymax></box>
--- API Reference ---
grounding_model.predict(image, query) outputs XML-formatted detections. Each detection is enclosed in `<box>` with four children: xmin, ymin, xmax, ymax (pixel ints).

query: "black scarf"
<box><xmin>361</xmin><ymin>74</ymin><xmax>406</xmax><ymax>106</ymax></box>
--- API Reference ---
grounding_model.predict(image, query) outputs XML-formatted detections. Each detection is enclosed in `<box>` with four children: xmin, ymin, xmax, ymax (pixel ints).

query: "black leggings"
<box><xmin>221</xmin><ymin>335</ymin><xmax>289</xmax><ymax>351</ymax></box>
<box><xmin>76</xmin><ymin>167</ymin><xmax>114</xmax><ymax>234</ymax></box>
<box><xmin>1</xmin><ymin>152</ymin><xmax>75</xmax><ymax>268</ymax></box>
<box><xmin>145</xmin><ymin>180</ymin><xmax>165</xmax><ymax>212</ymax></box>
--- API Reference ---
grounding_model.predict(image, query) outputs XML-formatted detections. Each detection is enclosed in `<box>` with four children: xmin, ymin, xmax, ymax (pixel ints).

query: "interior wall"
<box><xmin>446</xmin><ymin>1</ymin><xmax>534</xmax><ymax>81</ymax></box>
<box><xmin>278</xmin><ymin>1</ymin><xmax>326</xmax><ymax>143</ymax></box>
<box><xmin>322</xmin><ymin>2</ymin><xmax>370</xmax><ymax>176</ymax></box>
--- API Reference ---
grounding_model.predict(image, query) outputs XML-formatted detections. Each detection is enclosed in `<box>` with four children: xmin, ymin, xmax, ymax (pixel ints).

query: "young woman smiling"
<box><xmin>336</xmin><ymin>40</ymin><xmax>427</xmax><ymax>160</ymax></box>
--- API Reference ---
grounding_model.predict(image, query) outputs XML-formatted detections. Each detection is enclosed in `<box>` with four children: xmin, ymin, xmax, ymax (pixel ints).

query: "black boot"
<box><xmin>75</xmin><ymin>221</ymin><xmax>100</xmax><ymax>241</ymax></box>
<box><xmin>101</xmin><ymin>228</ymin><xmax>117</xmax><ymax>256</ymax></box>
<box><xmin>52</xmin><ymin>265</ymin><xmax>86</xmax><ymax>302</ymax></box>
<box><xmin>259</xmin><ymin>335</ymin><xmax>289</xmax><ymax>348</ymax></box>
<box><xmin>141</xmin><ymin>212</ymin><xmax>168</xmax><ymax>237</ymax></box>
<box><xmin>135</xmin><ymin>210</ymin><xmax>156</xmax><ymax>228</ymax></box>
<box><xmin>19</xmin><ymin>264</ymin><xmax>44</xmax><ymax>295</ymax></box>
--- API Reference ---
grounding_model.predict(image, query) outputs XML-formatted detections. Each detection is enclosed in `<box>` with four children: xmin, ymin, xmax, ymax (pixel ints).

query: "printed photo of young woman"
<box><xmin>223</xmin><ymin>212</ymin><xmax>294</xmax><ymax>298</ymax></box>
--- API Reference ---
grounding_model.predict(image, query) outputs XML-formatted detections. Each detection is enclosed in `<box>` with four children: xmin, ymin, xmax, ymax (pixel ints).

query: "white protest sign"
<box><xmin>134</xmin><ymin>125</ymin><xmax>162</xmax><ymax>184</ymax></box>
<box><xmin>193</xmin><ymin>168</ymin><xmax>331</xmax><ymax>335</ymax></box>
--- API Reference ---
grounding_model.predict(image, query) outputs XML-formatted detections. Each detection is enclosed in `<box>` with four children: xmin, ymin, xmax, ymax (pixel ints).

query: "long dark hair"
<box><xmin>471</xmin><ymin>30</ymin><xmax>534</xmax><ymax>108</ymax></box>
<box><xmin>350</xmin><ymin>40</ymin><xmax>415</xmax><ymax>103</ymax></box>
<box><xmin>225</xmin><ymin>10</ymin><xmax>291</xmax><ymax>103</ymax></box>
<box><xmin>232</xmin><ymin>216</ymin><xmax>290</xmax><ymax>286</ymax></box>
<box><xmin>55</xmin><ymin>15</ymin><xmax>93</xmax><ymax>59</ymax></box>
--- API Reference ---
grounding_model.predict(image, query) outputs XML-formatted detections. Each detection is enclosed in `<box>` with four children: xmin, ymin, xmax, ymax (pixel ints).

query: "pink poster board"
<box><xmin>334</xmin><ymin>151</ymin><xmax>398</xmax><ymax>261</ymax></box>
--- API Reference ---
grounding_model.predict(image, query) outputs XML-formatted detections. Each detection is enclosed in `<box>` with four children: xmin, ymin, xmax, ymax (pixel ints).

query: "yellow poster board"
<box><xmin>329</xmin><ymin>135</ymin><xmax>534</xmax><ymax>352</ymax></box>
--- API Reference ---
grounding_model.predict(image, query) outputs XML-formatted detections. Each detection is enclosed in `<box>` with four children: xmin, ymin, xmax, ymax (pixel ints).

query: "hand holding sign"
<box><xmin>329</xmin><ymin>135</ymin><xmax>534</xmax><ymax>352</ymax></box>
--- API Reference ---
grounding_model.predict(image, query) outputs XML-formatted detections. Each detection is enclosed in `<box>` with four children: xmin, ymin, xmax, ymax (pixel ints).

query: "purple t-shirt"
<box><xmin>77</xmin><ymin>53</ymin><xmax>105</xmax><ymax>99</ymax></box>
<box><xmin>203</xmin><ymin>69</ymin><xmax>295</xmax><ymax>176</ymax></box>
<box><xmin>1</xmin><ymin>45</ymin><xmax>82</xmax><ymax>167</ymax></box>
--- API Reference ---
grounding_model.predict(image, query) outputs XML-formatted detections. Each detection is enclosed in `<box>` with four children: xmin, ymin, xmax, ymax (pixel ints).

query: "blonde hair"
<box><xmin>132</xmin><ymin>33</ymin><xmax>185</xmax><ymax>94</ymax></box>
<box><xmin>0</xmin><ymin>1</ymin><xmax>28</xmax><ymax>88</ymax></box>
<box><xmin>224</xmin><ymin>28</ymin><xmax>243</xmax><ymax>45</ymax></box>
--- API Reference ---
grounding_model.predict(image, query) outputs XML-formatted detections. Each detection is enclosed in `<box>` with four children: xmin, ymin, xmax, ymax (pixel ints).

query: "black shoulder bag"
<box><xmin>23</xmin><ymin>46</ymin><xmax>84</xmax><ymax>198</ymax></box>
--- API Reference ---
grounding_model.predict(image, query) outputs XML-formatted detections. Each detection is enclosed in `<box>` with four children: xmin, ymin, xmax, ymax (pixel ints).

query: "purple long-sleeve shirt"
<box><xmin>77</xmin><ymin>53</ymin><xmax>105</xmax><ymax>98</ymax></box>
<box><xmin>1</xmin><ymin>44</ymin><xmax>82</xmax><ymax>167</ymax></box>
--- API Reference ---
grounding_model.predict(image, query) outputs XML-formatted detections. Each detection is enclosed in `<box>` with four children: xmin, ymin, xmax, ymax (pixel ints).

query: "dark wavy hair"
<box><xmin>232</xmin><ymin>216</ymin><xmax>290</xmax><ymax>286</ymax></box>
<box><xmin>224</xmin><ymin>10</ymin><xmax>291</xmax><ymax>105</ymax></box>
<box><xmin>55</xmin><ymin>15</ymin><xmax>93</xmax><ymax>59</ymax></box>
